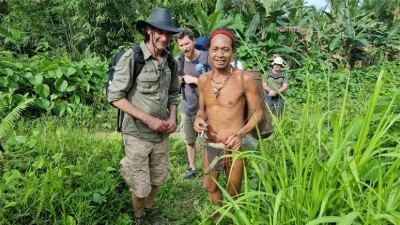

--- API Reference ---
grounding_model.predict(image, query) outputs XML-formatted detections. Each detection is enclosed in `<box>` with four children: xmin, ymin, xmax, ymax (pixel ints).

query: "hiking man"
<box><xmin>262</xmin><ymin>56</ymin><xmax>289</xmax><ymax>116</ymax></box>
<box><xmin>175</xmin><ymin>28</ymin><xmax>212</xmax><ymax>178</ymax></box>
<box><xmin>193</xmin><ymin>29</ymin><xmax>263</xmax><ymax>205</ymax></box>
<box><xmin>107</xmin><ymin>7</ymin><xmax>180</xmax><ymax>221</ymax></box>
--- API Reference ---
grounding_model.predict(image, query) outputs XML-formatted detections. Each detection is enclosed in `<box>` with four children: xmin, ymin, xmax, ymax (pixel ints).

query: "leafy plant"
<box><xmin>0</xmin><ymin>93</ymin><xmax>34</xmax><ymax>149</ymax></box>
<box><xmin>204</xmin><ymin>69</ymin><xmax>400</xmax><ymax>224</ymax></box>
<box><xmin>0</xmin><ymin>51</ymin><xmax>107</xmax><ymax>116</ymax></box>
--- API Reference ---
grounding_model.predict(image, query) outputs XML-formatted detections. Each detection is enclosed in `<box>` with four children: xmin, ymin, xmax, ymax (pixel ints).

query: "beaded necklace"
<box><xmin>210</xmin><ymin>67</ymin><xmax>233</xmax><ymax>98</ymax></box>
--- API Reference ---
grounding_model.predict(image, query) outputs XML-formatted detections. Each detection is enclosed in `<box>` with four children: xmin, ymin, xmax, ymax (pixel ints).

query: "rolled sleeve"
<box><xmin>107</xmin><ymin>50</ymin><xmax>135</xmax><ymax>103</ymax></box>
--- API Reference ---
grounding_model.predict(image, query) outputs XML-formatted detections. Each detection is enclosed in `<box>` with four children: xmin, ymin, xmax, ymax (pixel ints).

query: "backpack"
<box><xmin>241</xmin><ymin>71</ymin><xmax>274</xmax><ymax>139</ymax></box>
<box><xmin>194</xmin><ymin>36</ymin><xmax>209</xmax><ymax>51</ymax></box>
<box><xmin>107</xmin><ymin>44</ymin><xmax>176</xmax><ymax>132</ymax></box>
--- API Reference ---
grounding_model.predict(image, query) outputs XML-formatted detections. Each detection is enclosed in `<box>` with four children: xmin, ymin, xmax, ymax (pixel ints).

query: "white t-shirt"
<box><xmin>230</xmin><ymin>60</ymin><xmax>244</xmax><ymax>70</ymax></box>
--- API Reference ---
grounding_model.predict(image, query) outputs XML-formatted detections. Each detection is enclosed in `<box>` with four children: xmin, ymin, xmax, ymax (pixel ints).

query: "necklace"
<box><xmin>210</xmin><ymin>68</ymin><xmax>233</xmax><ymax>98</ymax></box>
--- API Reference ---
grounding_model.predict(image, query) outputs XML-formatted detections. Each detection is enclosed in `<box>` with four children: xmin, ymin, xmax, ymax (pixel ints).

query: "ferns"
<box><xmin>0</xmin><ymin>94</ymin><xmax>34</xmax><ymax>139</ymax></box>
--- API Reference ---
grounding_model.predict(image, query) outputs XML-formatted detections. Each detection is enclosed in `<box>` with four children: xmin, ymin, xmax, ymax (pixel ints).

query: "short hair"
<box><xmin>175</xmin><ymin>28</ymin><xmax>195</xmax><ymax>40</ymax></box>
<box><xmin>208</xmin><ymin>28</ymin><xmax>236</xmax><ymax>52</ymax></box>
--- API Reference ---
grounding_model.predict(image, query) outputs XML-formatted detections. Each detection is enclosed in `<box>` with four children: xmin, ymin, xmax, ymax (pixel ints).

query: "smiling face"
<box><xmin>208</xmin><ymin>34</ymin><xmax>234</xmax><ymax>69</ymax></box>
<box><xmin>147</xmin><ymin>26</ymin><xmax>172</xmax><ymax>51</ymax></box>
<box><xmin>177</xmin><ymin>35</ymin><xmax>195</xmax><ymax>58</ymax></box>
<box><xmin>273</xmin><ymin>63</ymin><xmax>282</xmax><ymax>72</ymax></box>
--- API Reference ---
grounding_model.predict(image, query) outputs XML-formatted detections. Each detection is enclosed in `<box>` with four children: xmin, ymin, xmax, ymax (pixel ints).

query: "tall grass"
<box><xmin>209</xmin><ymin>69</ymin><xmax>400</xmax><ymax>224</ymax></box>
<box><xmin>0</xmin><ymin>105</ymin><xmax>208</xmax><ymax>224</ymax></box>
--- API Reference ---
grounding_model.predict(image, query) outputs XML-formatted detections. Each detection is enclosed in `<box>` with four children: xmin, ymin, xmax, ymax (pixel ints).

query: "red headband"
<box><xmin>209</xmin><ymin>30</ymin><xmax>235</xmax><ymax>43</ymax></box>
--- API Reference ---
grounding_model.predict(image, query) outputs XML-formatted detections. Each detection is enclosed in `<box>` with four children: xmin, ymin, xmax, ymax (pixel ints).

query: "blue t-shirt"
<box><xmin>179</xmin><ymin>51</ymin><xmax>211</xmax><ymax>116</ymax></box>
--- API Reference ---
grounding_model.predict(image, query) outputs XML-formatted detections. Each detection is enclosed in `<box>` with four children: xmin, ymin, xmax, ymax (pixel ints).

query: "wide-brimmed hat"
<box><xmin>271</xmin><ymin>56</ymin><xmax>285</xmax><ymax>66</ymax></box>
<box><xmin>136</xmin><ymin>8</ymin><xmax>181</xmax><ymax>34</ymax></box>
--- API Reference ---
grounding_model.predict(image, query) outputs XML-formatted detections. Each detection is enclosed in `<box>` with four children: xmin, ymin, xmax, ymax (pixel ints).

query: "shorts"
<box><xmin>120</xmin><ymin>134</ymin><xmax>170</xmax><ymax>198</ymax></box>
<box><xmin>205</xmin><ymin>146</ymin><xmax>232</xmax><ymax>173</ymax></box>
<box><xmin>180</xmin><ymin>113</ymin><xmax>197</xmax><ymax>144</ymax></box>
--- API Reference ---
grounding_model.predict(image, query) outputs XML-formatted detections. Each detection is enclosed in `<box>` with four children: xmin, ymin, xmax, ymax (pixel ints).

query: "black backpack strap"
<box><xmin>116</xmin><ymin>44</ymin><xmax>145</xmax><ymax>133</ymax></box>
<box><xmin>178</xmin><ymin>53</ymin><xmax>184</xmax><ymax>75</ymax></box>
<box><xmin>167</xmin><ymin>53</ymin><xmax>178</xmax><ymax>76</ymax></box>
<box><xmin>132</xmin><ymin>45</ymin><xmax>145</xmax><ymax>79</ymax></box>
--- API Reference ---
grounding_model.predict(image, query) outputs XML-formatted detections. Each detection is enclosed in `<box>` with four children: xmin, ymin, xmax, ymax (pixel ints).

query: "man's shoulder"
<box><xmin>199</xmin><ymin>70</ymin><xmax>212</xmax><ymax>80</ymax></box>
<box><xmin>233</xmin><ymin>70</ymin><xmax>258</xmax><ymax>81</ymax></box>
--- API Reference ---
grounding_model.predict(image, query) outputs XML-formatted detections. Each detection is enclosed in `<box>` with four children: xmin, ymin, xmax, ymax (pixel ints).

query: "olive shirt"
<box><xmin>107</xmin><ymin>42</ymin><xmax>180</xmax><ymax>142</ymax></box>
<box><xmin>266</xmin><ymin>71</ymin><xmax>288</xmax><ymax>91</ymax></box>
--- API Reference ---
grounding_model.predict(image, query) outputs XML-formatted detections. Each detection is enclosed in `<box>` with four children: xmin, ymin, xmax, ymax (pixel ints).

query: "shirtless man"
<box><xmin>194</xmin><ymin>29</ymin><xmax>263</xmax><ymax>205</ymax></box>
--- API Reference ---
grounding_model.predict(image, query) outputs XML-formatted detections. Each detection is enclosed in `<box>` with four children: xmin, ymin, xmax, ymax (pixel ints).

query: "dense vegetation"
<box><xmin>1</xmin><ymin>0</ymin><xmax>399</xmax><ymax>224</ymax></box>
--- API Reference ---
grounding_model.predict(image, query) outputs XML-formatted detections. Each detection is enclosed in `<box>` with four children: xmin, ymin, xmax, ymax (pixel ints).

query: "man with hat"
<box><xmin>262</xmin><ymin>56</ymin><xmax>289</xmax><ymax>116</ymax></box>
<box><xmin>107</xmin><ymin>7</ymin><xmax>180</xmax><ymax>221</ymax></box>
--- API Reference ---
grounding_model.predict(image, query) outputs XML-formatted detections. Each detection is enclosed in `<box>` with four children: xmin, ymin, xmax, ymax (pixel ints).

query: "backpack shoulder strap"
<box><xmin>167</xmin><ymin>52</ymin><xmax>177</xmax><ymax>75</ymax></box>
<box><xmin>178</xmin><ymin>53</ymin><xmax>184</xmax><ymax>75</ymax></box>
<box><xmin>132</xmin><ymin>45</ymin><xmax>145</xmax><ymax>79</ymax></box>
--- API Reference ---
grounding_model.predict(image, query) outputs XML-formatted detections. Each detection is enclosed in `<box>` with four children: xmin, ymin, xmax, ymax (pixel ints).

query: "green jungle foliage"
<box><xmin>0</xmin><ymin>51</ymin><xmax>107</xmax><ymax>116</ymax></box>
<box><xmin>1</xmin><ymin>67</ymin><xmax>399</xmax><ymax>224</ymax></box>
<box><xmin>0</xmin><ymin>0</ymin><xmax>400</xmax><ymax>224</ymax></box>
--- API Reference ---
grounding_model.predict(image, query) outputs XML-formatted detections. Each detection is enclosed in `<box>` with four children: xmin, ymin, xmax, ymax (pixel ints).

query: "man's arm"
<box><xmin>194</xmin><ymin>75</ymin><xmax>208</xmax><ymax>133</ymax></box>
<box><xmin>112</xmin><ymin>99</ymin><xmax>167</xmax><ymax>132</ymax></box>
<box><xmin>108</xmin><ymin>50</ymin><xmax>168</xmax><ymax>132</ymax></box>
<box><xmin>234</xmin><ymin>73</ymin><xmax>263</xmax><ymax>139</ymax></box>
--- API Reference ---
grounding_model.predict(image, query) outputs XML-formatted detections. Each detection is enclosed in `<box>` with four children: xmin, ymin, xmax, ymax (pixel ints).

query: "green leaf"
<box><xmin>329</xmin><ymin>35</ymin><xmax>342</xmax><ymax>51</ymax></box>
<box><xmin>14</xmin><ymin>62</ymin><xmax>23</xmax><ymax>69</ymax></box>
<box><xmin>4</xmin><ymin>202</ymin><xmax>17</xmax><ymax>209</ymax></box>
<box><xmin>5</xmin><ymin>68</ymin><xmax>13</xmax><ymax>76</ymax></box>
<box><xmin>35</xmin><ymin>98</ymin><xmax>51</xmax><ymax>109</ymax></box>
<box><xmin>70</xmin><ymin>95</ymin><xmax>80</xmax><ymax>105</ymax></box>
<box><xmin>306</xmin><ymin>216</ymin><xmax>341</xmax><ymax>225</ymax></box>
<box><xmin>67</xmin><ymin>66</ymin><xmax>77</xmax><ymax>76</ymax></box>
<box><xmin>92</xmin><ymin>193</ymin><xmax>104</xmax><ymax>204</ymax></box>
<box><xmin>29</xmin><ymin>74</ymin><xmax>44</xmax><ymax>86</ymax></box>
<box><xmin>66</xmin><ymin>86</ymin><xmax>76</xmax><ymax>92</ymax></box>
<box><xmin>338</xmin><ymin>212</ymin><xmax>360</xmax><ymax>225</ymax></box>
<box><xmin>245</xmin><ymin>13</ymin><xmax>260</xmax><ymax>39</ymax></box>
<box><xmin>0</xmin><ymin>77</ymin><xmax>8</xmax><ymax>87</ymax></box>
<box><xmin>47</xmin><ymin>69</ymin><xmax>57</xmax><ymax>78</ymax></box>
<box><xmin>35</xmin><ymin>84</ymin><xmax>50</xmax><ymax>98</ymax></box>
<box><xmin>55</xmin><ymin>78</ymin><xmax>68</xmax><ymax>92</ymax></box>
<box><xmin>32</xmin><ymin>156</ymin><xmax>44</xmax><ymax>170</ymax></box>
<box><xmin>56</xmin><ymin>67</ymin><xmax>63</xmax><ymax>78</ymax></box>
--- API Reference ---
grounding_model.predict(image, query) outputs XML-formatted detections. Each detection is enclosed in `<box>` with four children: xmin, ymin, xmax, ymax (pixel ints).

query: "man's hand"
<box><xmin>268</xmin><ymin>89</ymin><xmax>277</xmax><ymax>97</ymax></box>
<box><xmin>194</xmin><ymin>117</ymin><xmax>208</xmax><ymax>133</ymax></box>
<box><xmin>178</xmin><ymin>76</ymin><xmax>185</xmax><ymax>85</ymax></box>
<box><xmin>145</xmin><ymin>116</ymin><xmax>168</xmax><ymax>132</ymax></box>
<box><xmin>182</xmin><ymin>75</ymin><xmax>197</xmax><ymax>84</ymax></box>
<box><xmin>224</xmin><ymin>133</ymin><xmax>242</xmax><ymax>150</ymax></box>
<box><xmin>164</xmin><ymin>116</ymin><xmax>177</xmax><ymax>133</ymax></box>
